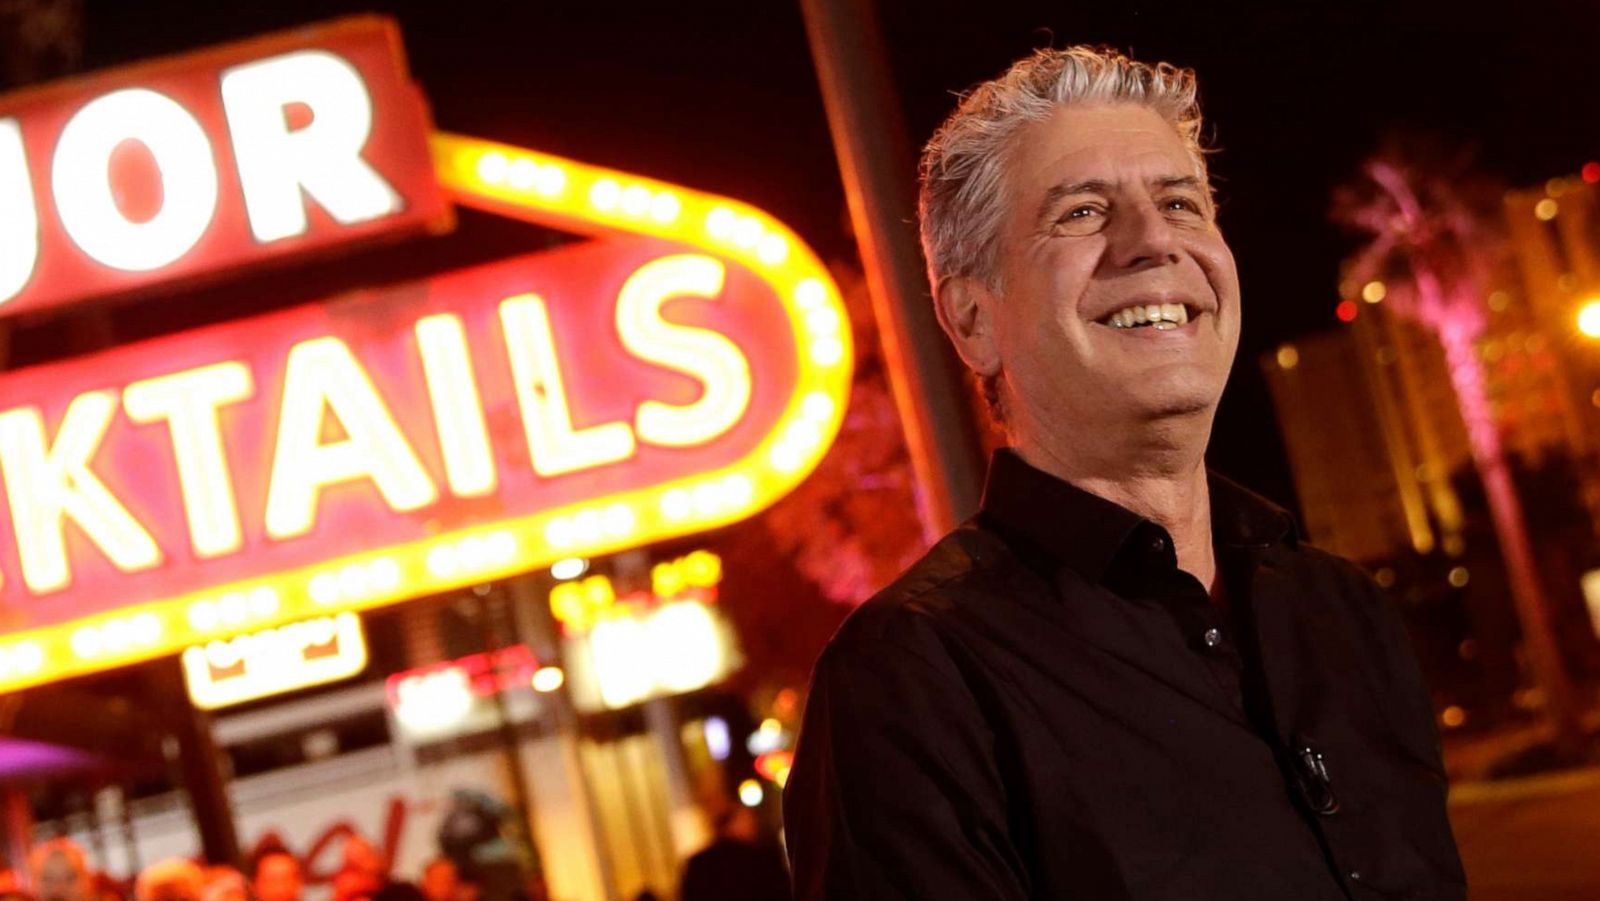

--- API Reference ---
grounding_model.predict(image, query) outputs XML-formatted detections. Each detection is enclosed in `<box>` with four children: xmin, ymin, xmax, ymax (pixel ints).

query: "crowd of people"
<box><xmin>0</xmin><ymin>835</ymin><xmax>483</xmax><ymax>901</ymax></box>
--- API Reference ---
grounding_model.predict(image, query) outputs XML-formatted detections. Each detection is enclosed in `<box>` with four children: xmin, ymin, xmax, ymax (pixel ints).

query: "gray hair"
<box><xmin>918</xmin><ymin>45</ymin><xmax>1209</xmax><ymax>294</ymax></box>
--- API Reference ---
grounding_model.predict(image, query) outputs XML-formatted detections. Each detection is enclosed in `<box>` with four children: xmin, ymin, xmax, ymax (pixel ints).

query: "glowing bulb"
<box><xmin>738</xmin><ymin>779</ymin><xmax>764</xmax><ymax>807</ymax></box>
<box><xmin>806</xmin><ymin>307</ymin><xmax>841</xmax><ymax>335</ymax></box>
<box><xmin>795</xmin><ymin>279</ymin><xmax>827</xmax><ymax>309</ymax></box>
<box><xmin>732</xmin><ymin>216</ymin><xmax>762</xmax><ymax>248</ymax></box>
<box><xmin>650</xmin><ymin>192</ymin><xmax>681</xmax><ymax>223</ymax></box>
<box><xmin>706</xmin><ymin>207</ymin><xmax>736</xmax><ymax>239</ymax></box>
<box><xmin>551</xmin><ymin>557</ymin><xmax>588</xmax><ymax>580</ymax></box>
<box><xmin>11</xmin><ymin>642</ymin><xmax>42</xmax><ymax>673</ymax></box>
<box><xmin>507</xmin><ymin>158</ymin><xmax>538</xmax><ymax>189</ymax></box>
<box><xmin>811</xmin><ymin>337</ymin><xmax>845</xmax><ymax>366</ymax></box>
<box><xmin>531</xmin><ymin>666</ymin><xmax>565</xmax><ymax>692</ymax></box>
<box><xmin>1361</xmin><ymin>281</ymin><xmax>1386</xmax><ymax>304</ymax></box>
<box><xmin>661</xmin><ymin>489</ymin><xmax>693</xmax><ymax>520</ymax></box>
<box><xmin>476</xmin><ymin>152</ymin><xmax>510</xmax><ymax>184</ymax></box>
<box><xmin>533</xmin><ymin>165</ymin><xmax>566</xmax><ymax>196</ymax></box>
<box><xmin>1276</xmin><ymin>345</ymin><xmax>1300</xmax><ymax>370</ymax></box>
<box><xmin>1536</xmin><ymin>198</ymin><xmax>1559</xmax><ymax>221</ymax></box>
<box><xmin>757</xmin><ymin>234</ymin><xmax>788</xmax><ymax>265</ymax></box>
<box><xmin>620</xmin><ymin>185</ymin><xmax>651</xmax><ymax>216</ymax></box>
<box><xmin>590</xmin><ymin>179</ymin><xmax>622</xmax><ymax>211</ymax></box>
<box><xmin>1578</xmin><ymin>300</ymin><xmax>1600</xmax><ymax>338</ymax></box>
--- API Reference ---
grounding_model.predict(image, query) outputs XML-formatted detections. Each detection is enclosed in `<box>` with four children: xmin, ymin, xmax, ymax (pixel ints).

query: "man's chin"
<box><xmin>1133</xmin><ymin>391</ymin><xmax>1219</xmax><ymax>424</ymax></box>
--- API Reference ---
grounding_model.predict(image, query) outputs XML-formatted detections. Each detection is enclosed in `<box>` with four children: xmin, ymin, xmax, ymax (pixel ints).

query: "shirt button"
<box><xmin>1150</xmin><ymin>536</ymin><xmax>1167</xmax><ymax>554</ymax></box>
<box><xmin>1202</xmin><ymin>627</ymin><xmax>1222</xmax><ymax>648</ymax></box>
<box><xmin>1348</xmin><ymin>870</ymin><xmax>1363</xmax><ymax>883</ymax></box>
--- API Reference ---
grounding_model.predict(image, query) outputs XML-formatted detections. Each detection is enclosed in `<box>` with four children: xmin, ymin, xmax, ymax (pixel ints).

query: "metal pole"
<box><xmin>150</xmin><ymin>659</ymin><xmax>239</xmax><ymax>866</ymax></box>
<box><xmin>800</xmin><ymin>0</ymin><xmax>986</xmax><ymax>539</ymax></box>
<box><xmin>472</xmin><ymin>589</ymin><xmax>545</xmax><ymax>882</ymax></box>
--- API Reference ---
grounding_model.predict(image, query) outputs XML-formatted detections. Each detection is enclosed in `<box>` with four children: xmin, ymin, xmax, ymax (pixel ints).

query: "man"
<box><xmin>336</xmin><ymin>836</ymin><xmax>423</xmax><ymax>901</ymax></box>
<box><xmin>678</xmin><ymin>807</ymin><xmax>790</xmax><ymax>901</ymax></box>
<box><xmin>782</xmin><ymin>46</ymin><xmax>1466</xmax><ymax>900</ymax></box>
<box><xmin>248</xmin><ymin>842</ymin><xmax>303</xmax><ymax>901</ymax></box>
<box><xmin>28</xmin><ymin>839</ymin><xmax>93</xmax><ymax>901</ymax></box>
<box><xmin>132</xmin><ymin>860</ymin><xmax>204</xmax><ymax>901</ymax></box>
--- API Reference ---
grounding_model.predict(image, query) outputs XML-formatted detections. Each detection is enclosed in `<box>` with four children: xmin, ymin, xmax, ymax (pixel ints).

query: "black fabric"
<box><xmin>783</xmin><ymin>449</ymin><xmax>1466</xmax><ymax>900</ymax></box>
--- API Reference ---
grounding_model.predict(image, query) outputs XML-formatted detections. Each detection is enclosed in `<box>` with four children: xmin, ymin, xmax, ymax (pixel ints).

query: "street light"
<box><xmin>1578</xmin><ymin>298</ymin><xmax>1600</xmax><ymax>338</ymax></box>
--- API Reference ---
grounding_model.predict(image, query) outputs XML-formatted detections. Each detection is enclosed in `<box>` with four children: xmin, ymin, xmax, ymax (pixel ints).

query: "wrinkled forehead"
<box><xmin>1004</xmin><ymin>104</ymin><xmax>1207</xmax><ymax>208</ymax></box>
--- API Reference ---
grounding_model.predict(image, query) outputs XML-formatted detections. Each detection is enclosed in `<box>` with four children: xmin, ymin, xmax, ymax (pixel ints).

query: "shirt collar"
<box><xmin>976</xmin><ymin>448</ymin><xmax>1298</xmax><ymax>585</ymax></box>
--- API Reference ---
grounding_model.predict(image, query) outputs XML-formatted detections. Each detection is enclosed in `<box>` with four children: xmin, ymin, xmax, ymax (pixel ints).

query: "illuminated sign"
<box><xmin>0</xmin><ymin>149</ymin><xmax>850</xmax><ymax>693</ymax></box>
<box><xmin>549</xmin><ymin>549</ymin><xmax>722</xmax><ymax>634</ymax></box>
<box><xmin>386</xmin><ymin>645</ymin><xmax>542</xmax><ymax>741</ymax></box>
<box><xmin>0</xmin><ymin>24</ymin><xmax>851</xmax><ymax>693</ymax></box>
<box><xmin>0</xmin><ymin>16</ymin><xmax>448</xmax><ymax>318</ymax></box>
<box><xmin>181</xmin><ymin>612</ymin><xmax>367</xmax><ymax>709</ymax></box>
<box><xmin>564</xmin><ymin>599</ymin><xmax>739</xmax><ymax>711</ymax></box>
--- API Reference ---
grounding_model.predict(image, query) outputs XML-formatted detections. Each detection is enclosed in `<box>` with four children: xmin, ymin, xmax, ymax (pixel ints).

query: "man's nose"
<box><xmin>1106</xmin><ymin>200</ymin><xmax>1182</xmax><ymax>270</ymax></box>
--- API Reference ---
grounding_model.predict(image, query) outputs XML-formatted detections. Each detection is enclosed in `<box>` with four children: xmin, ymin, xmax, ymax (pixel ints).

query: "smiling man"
<box><xmin>782</xmin><ymin>47</ymin><xmax>1466</xmax><ymax>900</ymax></box>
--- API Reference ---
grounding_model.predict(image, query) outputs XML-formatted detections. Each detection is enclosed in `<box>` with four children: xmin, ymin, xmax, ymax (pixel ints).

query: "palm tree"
<box><xmin>1334</xmin><ymin>145</ymin><xmax>1585</xmax><ymax>756</ymax></box>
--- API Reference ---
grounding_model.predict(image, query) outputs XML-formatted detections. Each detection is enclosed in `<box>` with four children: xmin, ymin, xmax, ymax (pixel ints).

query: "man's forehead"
<box><xmin>1011</xmin><ymin>104</ymin><xmax>1200</xmax><ymax>189</ymax></box>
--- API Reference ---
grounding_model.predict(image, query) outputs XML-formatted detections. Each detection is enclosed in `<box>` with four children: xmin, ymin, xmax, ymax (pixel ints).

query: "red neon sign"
<box><xmin>0</xmin><ymin>16</ymin><xmax>449</xmax><ymax>319</ymax></box>
<box><xmin>0</xmin><ymin>230</ymin><xmax>849</xmax><ymax>690</ymax></box>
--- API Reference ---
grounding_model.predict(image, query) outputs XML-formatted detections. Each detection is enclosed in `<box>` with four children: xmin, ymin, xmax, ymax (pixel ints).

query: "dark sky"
<box><xmin>80</xmin><ymin>0</ymin><xmax>1600</xmax><ymax>516</ymax></box>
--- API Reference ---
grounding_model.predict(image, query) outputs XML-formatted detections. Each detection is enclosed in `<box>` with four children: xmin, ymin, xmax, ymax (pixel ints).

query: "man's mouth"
<box><xmin>1096</xmin><ymin>302</ymin><xmax>1198</xmax><ymax>332</ymax></box>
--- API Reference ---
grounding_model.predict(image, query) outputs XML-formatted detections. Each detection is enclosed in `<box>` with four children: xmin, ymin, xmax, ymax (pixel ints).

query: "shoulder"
<box><xmin>817</xmin><ymin>522</ymin><xmax>1025</xmax><ymax>674</ymax></box>
<box><xmin>1275</xmin><ymin>540</ymin><xmax>1393</xmax><ymax>622</ymax></box>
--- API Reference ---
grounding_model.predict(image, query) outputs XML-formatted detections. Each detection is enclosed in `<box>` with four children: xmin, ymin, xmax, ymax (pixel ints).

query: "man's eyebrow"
<box><xmin>1035</xmin><ymin>179</ymin><xmax>1109</xmax><ymax>226</ymax></box>
<box><xmin>1154</xmin><ymin>175</ymin><xmax>1207</xmax><ymax>193</ymax></box>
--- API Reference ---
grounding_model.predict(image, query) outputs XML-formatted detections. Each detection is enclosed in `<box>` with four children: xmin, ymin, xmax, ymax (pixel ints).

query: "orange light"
<box><xmin>755</xmin><ymin>749</ymin><xmax>794</xmax><ymax>783</ymax></box>
<box><xmin>1578</xmin><ymin>300</ymin><xmax>1600</xmax><ymax>338</ymax></box>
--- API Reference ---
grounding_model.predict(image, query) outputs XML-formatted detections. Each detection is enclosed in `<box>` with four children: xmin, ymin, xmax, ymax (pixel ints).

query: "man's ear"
<box><xmin>933</xmin><ymin>275</ymin><xmax>1000</xmax><ymax>378</ymax></box>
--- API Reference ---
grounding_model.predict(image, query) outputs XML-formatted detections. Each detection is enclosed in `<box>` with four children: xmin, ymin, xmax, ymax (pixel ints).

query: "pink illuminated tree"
<box><xmin>1334</xmin><ymin>147</ymin><xmax>1584</xmax><ymax>754</ymax></box>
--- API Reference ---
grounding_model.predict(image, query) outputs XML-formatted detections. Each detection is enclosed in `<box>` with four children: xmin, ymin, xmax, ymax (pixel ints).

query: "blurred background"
<box><xmin>1</xmin><ymin>1</ymin><xmax>1599</xmax><ymax>899</ymax></box>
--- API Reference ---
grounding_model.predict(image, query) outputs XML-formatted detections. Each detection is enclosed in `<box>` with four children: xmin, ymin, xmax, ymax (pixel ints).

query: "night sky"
<box><xmin>79</xmin><ymin>0</ymin><xmax>1600</xmax><ymax>518</ymax></box>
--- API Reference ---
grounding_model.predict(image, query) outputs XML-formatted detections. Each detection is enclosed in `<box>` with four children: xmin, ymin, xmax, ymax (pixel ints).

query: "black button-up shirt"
<box><xmin>783</xmin><ymin>450</ymin><xmax>1465</xmax><ymax>900</ymax></box>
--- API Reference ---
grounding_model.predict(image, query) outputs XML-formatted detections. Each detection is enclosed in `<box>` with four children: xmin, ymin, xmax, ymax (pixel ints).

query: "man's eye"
<box><xmin>1059</xmin><ymin>205</ymin><xmax>1101</xmax><ymax>223</ymax></box>
<box><xmin>1164</xmin><ymin>197</ymin><xmax>1203</xmax><ymax>214</ymax></box>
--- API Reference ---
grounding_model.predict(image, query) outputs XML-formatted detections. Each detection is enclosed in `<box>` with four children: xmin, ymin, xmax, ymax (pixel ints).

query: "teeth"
<box><xmin>1101</xmin><ymin>302</ymin><xmax>1192</xmax><ymax>329</ymax></box>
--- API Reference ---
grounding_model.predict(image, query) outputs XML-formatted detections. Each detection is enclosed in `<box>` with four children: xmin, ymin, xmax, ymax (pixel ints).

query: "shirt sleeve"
<box><xmin>781</xmin><ymin>618</ymin><xmax>1031</xmax><ymax>901</ymax></box>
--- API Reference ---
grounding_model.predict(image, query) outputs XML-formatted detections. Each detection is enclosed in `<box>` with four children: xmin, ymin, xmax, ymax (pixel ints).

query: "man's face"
<box><xmin>984</xmin><ymin>103</ymin><xmax>1241</xmax><ymax>442</ymax></box>
<box><xmin>35</xmin><ymin>853</ymin><xmax>88</xmax><ymax>901</ymax></box>
<box><xmin>252</xmin><ymin>854</ymin><xmax>302</xmax><ymax>901</ymax></box>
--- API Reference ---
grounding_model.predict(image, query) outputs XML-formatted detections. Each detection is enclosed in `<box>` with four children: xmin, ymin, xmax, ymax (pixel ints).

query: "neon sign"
<box><xmin>0</xmin><ymin>16</ymin><xmax>448</xmax><ymax>318</ymax></box>
<box><xmin>0</xmin><ymin>28</ymin><xmax>852</xmax><ymax>695</ymax></box>
<box><xmin>181</xmin><ymin>612</ymin><xmax>367</xmax><ymax>709</ymax></box>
